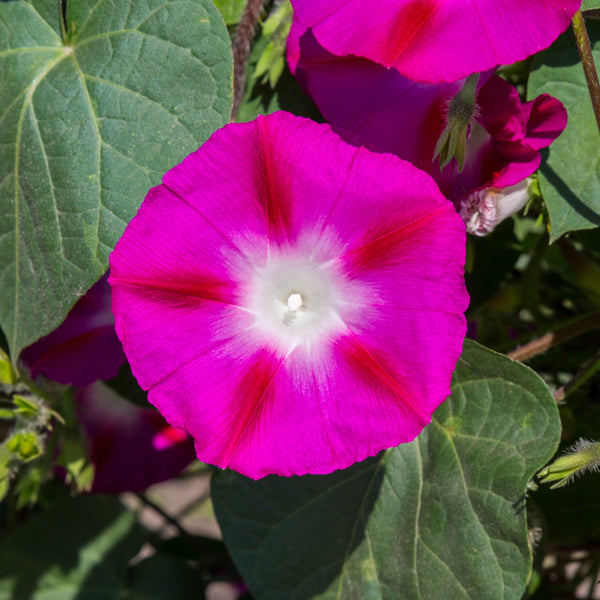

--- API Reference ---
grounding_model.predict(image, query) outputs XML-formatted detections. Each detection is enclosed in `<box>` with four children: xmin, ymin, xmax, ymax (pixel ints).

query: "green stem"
<box><xmin>136</xmin><ymin>492</ymin><xmax>193</xmax><ymax>539</ymax></box>
<box><xmin>554</xmin><ymin>347</ymin><xmax>600</xmax><ymax>402</ymax></box>
<box><xmin>572</xmin><ymin>10</ymin><xmax>600</xmax><ymax>136</ymax></box>
<box><xmin>507</xmin><ymin>310</ymin><xmax>600</xmax><ymax>361</ymax></box>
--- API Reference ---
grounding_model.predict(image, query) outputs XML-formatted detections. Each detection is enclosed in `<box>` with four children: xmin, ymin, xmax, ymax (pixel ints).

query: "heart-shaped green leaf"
<box><xmin>212</xmin><ymin>340</ymin><xmax>561</xmax><ymax>600</ymax></box>
<box><xmin>528</xmin><ymin>23</ymin><xmax>600</xmax><ymax>242</ymax></box>
<box><xmin>0</xmin><ymin>0</ymin><xmax>232</xmax><ymax>360</ymax></box>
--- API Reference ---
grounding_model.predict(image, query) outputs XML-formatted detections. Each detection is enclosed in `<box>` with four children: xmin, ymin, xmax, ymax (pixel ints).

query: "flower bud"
<box><xmin>434</xmin><ymin>73</ymin><xmax>480</xmax><ymax>171</ymax></box>
<box><xmin>459</xmin><ymin>179</ymin><xmax>532</xmax><ymax>236</ymax></box>
<box><xmin>538</xmin><ymin>438</ymin><xmax>600</xmax><ymax>488</ymax></box>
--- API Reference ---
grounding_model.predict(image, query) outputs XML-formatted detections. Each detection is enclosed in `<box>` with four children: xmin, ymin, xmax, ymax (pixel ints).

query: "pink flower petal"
<box><xmin>291</xmin><ymin>0</ymin><xmax>581</xmax><ymax>83</ymax></box>
<box><xmin>290</xmin><ymin>28</ymin><xmax>568</xmax><ymax>207</ymax></box>
<box><xmin>110</xmin><ymin>112</ymin><xmax>468</xmax><ymax>479</ymax></box>
<box><xmin>21</xmin><ymin>274</ymin><xmax>126</xmax><ymax>386</ymax></box>
<box><xmin>75</xmin><ymin>383</ymin><xmax>195</xmax><ymax>494</ymax></box>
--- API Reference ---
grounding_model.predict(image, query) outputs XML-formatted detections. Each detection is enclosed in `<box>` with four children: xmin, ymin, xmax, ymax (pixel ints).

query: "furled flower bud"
<box><xmin>538</xmin><ymin>438</ymin><xmax>600</xmax><ymax>488</ymax></box>
<box><xmin>459</xmin><ymin>179</ymin><xmax>532</xmax><ymax>236</ymax></box>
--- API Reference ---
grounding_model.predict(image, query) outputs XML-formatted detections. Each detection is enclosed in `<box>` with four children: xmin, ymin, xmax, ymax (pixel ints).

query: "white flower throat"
<box><xmin>249</xmin><ymin>255</ymin><xmax>345</xmax><ymax>350</ymax></box>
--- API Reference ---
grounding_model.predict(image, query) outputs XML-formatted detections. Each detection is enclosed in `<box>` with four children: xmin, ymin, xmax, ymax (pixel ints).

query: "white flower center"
<box><xmin>248</xmin><ymin>255</ymin><xmax>345</xmax><ymax>351</ymax></box>
<box><xmin>286</xmin><ymin>292</ymin><xmax>303</xmax><ymax>312</ymax></box>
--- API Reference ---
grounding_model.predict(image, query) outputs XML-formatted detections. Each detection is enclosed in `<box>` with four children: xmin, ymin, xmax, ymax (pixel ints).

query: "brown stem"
<box><xmin>231</xmin><ymin>0</ymin><xmax>267</xmax><ymax>121</ymax></box>
<box><xmin>572</xmin><ymin>10</ymin><xmax>600</xmax><ymax>136</ymax></box>
<box><xmin>507</xmin><ymin>310</ymin><xmax>600</xmax><ymax>361</ymax></box>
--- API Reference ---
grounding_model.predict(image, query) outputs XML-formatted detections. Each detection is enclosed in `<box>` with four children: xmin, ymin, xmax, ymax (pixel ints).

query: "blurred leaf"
<box><xmin>0</xmin><ymin>0</ymin><xmax>233</xmax><ymax>361</ymax></box>
<box><xmin>583</xmin><ymin>0</ymin><xmax>600</xmax><ymax>10</ymax></box>
<box><xmin>0</xmin><ymin>495</ymin><xmax>145</xmax><ymax>599</ymax></box>
<box><xmin>465</xmin><ymin>218</ymin><xmax>521</xmax><ymax>310</ymax></box>
<box><xmin>213</xmin><ymin>0</ymin><xmax>246</xmax><ymax>25</ymax></box>
<box><xmin>12</xmin><ymin>394</ymin><xmax>39</xmax><ymax>419</ymax></box>
<box><xmin>253</xmin><ymin>1</ymin><xmax>293</xmax><ymax>88</ymax></box>
<box><xmin>13</xmin><ymin>464</ymin><xmax>43</xmax><ymax>509</ymax></box>
<box><xmin>126</xmin><ymin>554</ymin><xmax>206</xmax><ymax>600</ymax></box>
<box><xmin>213</xmin><ymin>340</ymin><xmax>561</xmax><ymax>600</ymax></box>
<box><xmin>533</xmin><ymin>465</ymin><xmax>600</xmax><ymax>547</ymax></box>
<box><xmin>0</xmin><ymin>348</ymin><xmax>16</xmax><ymax>384</ymax></box>
<box><xmin>528</xmin><ymin>24</ymin><xmax>600</xmax><ymax>242</ymax></box>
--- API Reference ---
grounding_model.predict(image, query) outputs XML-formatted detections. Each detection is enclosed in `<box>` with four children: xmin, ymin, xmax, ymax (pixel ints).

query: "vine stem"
<box><xmin>572</xmin><ymin>10</ymin><xmax>600</xmax><ymax>135</ymax></box>
<box><xmin>231</xmin><ymin>0</ymin><xmax>267</xmax><ymax>121</ymax></box>
<box><xmin>507</xmin><ymin>310</ymin><xmax>600</xmax><ymax>361</ymax></box>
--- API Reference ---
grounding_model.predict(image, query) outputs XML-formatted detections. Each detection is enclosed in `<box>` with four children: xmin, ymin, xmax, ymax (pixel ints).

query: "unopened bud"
<box><xmin>538</xmin><ymin>438</ymin><xmax>600</xmax><ymax>488</ymax></box>
<box><xmin>459</xmin><ymin>179</ymin><xmax>532</xmax><ymax>236</ymax></box>
<box><xmin>434</xmin><ymin>73</ymin><xmax>479</xmax><ymax>171</ymax></box>
<box><xmin>7</xmin><ymin>431</ymin><xmax>42</xmax><ymax>462</ymax></box>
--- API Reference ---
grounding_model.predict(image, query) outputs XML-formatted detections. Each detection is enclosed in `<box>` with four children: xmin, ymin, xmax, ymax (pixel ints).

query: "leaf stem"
<box><xmin>136</xmin><ymin>492</ymin><xmax>193</xmax><ymax>539</ymax></box>
<box><xmin>572</xmin><ymin>10</ymin><xmax>600</xmax><ymax>135</ymax></box>
<box><xmin>507</xmin><ymin>310</ymin><xmax>600</xmax><ymax>361</ymax></box>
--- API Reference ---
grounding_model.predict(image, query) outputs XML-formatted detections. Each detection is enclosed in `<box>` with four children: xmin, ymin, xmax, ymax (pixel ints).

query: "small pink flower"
<box><xmin>289</xmin><ymin>27</ymin><xmax>567</xmax><ymax>228</ymax></box>
<box><xmin>290</xmin><ymin>0</ymin><xmax>581</xmax><ymax>83</ymax></box>
<box><xmin>75</xmin><ymin>383</ymin><xmax>195</xmax><ymax>494</ymax></box>
<box><xmin>21</xmin><ymin>273</ymin><xmax>126</xmax><ymax>386</ymax></box>
<box><xmin>109</xmin><ymin>111</ymin><xmax>468</xmax><ymax>479</ymax></box>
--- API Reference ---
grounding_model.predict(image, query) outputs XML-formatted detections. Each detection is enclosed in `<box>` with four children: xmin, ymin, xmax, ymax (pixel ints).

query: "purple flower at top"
<box><xmin>21</xmin><ymin>273</ymin><xmax>126</xmax><ymax>386</ymax></box>
<box><xmin>75</xmin><ymin>383</ymin><xmax>195</xmax><ymax>494</ymax></box>
<box><xmin>290</xmin><ymin>0</ymin><xmax>581</xmax><ymax>83</ymax></box>
<box><xmin>109</xmin><ymin>111</ymin><xmax>469</xmax><ymax>480</ymax></box>
<box><xmin>288</xmin><ymin>26</ymin><xmax>568</xmax><ymax>235</ymax></box>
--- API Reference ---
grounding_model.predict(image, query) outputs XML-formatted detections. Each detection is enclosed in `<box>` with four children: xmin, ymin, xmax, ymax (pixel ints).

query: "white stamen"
<box><xmin>248</xmin><ymin>254</ymin><xmax>348</xmax><ymax>351</ymax></box>
<box><xmin>287</xmin><ymin>292</ymin><xmax>303</xmax><ymax>312</ymax></box>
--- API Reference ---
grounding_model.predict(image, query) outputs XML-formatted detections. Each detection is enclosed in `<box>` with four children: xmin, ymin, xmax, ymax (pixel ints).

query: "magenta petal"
<box><xmin>291</xmin><ymin>28</ymin><xmax>461</xmax><ymax>172</ymax></box>
<box><xmin>75</xmin><ymin>383</ymin><xmax>195</xmax><ymax>494</ymax></box>
<box><xmin>476</xmin><ymin>76</ymin><xmax>527</xmax><ymax>142</ymax></box>
<box><xmin>110</xmin><ymin>112</ymin><xmax>468</xmax><ymax>479</ymax></box>
<box><xmin>291</xmin><ymin>0</ymin><xmax>581</xmax><ymax>83</ymax></box>
<box><xmin>21</xmin><ymin>274</ymin><xmax>126</xmax><ymax>386</ymax></box>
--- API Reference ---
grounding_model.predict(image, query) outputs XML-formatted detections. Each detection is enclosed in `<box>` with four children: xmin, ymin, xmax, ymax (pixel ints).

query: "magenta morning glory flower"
<box><xmin>290</xmin><ymin>0</ymin><xmax>582</xmax><ymax>83</ymax></box>
<box><xmin>109</xmin><ymin>111</ymin><xmax>468</xmax><ymax>480</ymax></box>
<box><xmin>75</xmin><ymin>383</ymin><xmax>195</xmax><ymax>494</ymax></box>
<box><xmin>288</xmin><ymin>27</ymin><xmax>568</xmax><ymax>235</ymax></box>
<box><xmin>21</xmin><ymin>273</ymin><xmax>126</xmax><ymax>386</ymax></box>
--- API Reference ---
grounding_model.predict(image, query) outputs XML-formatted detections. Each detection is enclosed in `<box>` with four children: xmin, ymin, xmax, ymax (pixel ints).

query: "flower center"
<box><xmin>248</xmin><ymin>255</ymin><xmax>345</xmax><ymax>351</ymax></box>
<box><xmin>286</xmin><ymin>292</ymin><xmax>303</xmax><ymax>312</ymax></box>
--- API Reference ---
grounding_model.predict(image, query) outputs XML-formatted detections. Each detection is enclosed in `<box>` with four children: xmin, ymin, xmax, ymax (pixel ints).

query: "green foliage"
<box><xmin>213</xmin><ymin>0</ymin><xmax>246</xmax><ymax>25</ymax></box>
<box><xmin>0</xmin><ymin>349</ymin><xmax>16</xmax><ymax>385</ymax></box>
<box><xmin>212</xmin><ymin>340</ymin><xmax>561</xmax><ymax>600</ymax></box>
<box><xmin>0</xmin><ymin>495</ymin><xmax>145</xmax><ymax>599</ymax></box>
<box><xmin>253</xmin><ymin>1</ymin><xmax>294</xmax><ymax>89</ymax></box>
<box><xmin>0</xmin><ymin>0</ymin><xmax>233</xmax><ymax>361</ymax></box>
<box><xmin>528</xmin><ymin>22</ymin><xmax>600</xmax><ymax>242</ymax></box>
<box><xmin>126</xmin><ymin>554</ymin><xmax>208</xmax><ymax>600</ymax></box>
<box><xmin>236</xmin><ymin>16</ymin><xmax>321</xmax><ymax>123</ymax></box>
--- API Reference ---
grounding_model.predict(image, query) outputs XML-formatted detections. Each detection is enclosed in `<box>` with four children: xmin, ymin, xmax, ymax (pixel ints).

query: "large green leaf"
<box><xmin>212</xmin><ymin>340</ymin><xmax>561</xmax><ymax>600</ymax></box>
<box><xmin>0</xmin><ymin>495</ymin><xmax>145</xmax><ymax>599</ymax></box>
<box><xmin>0</xmin><ymin>0</ymin><xmax>232</xmax><ymax>360</ymax></box>
<box><xmin>528</xmin><ymin>23</ymin><xmax>600</xmax><ymax>242</ymax></box>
